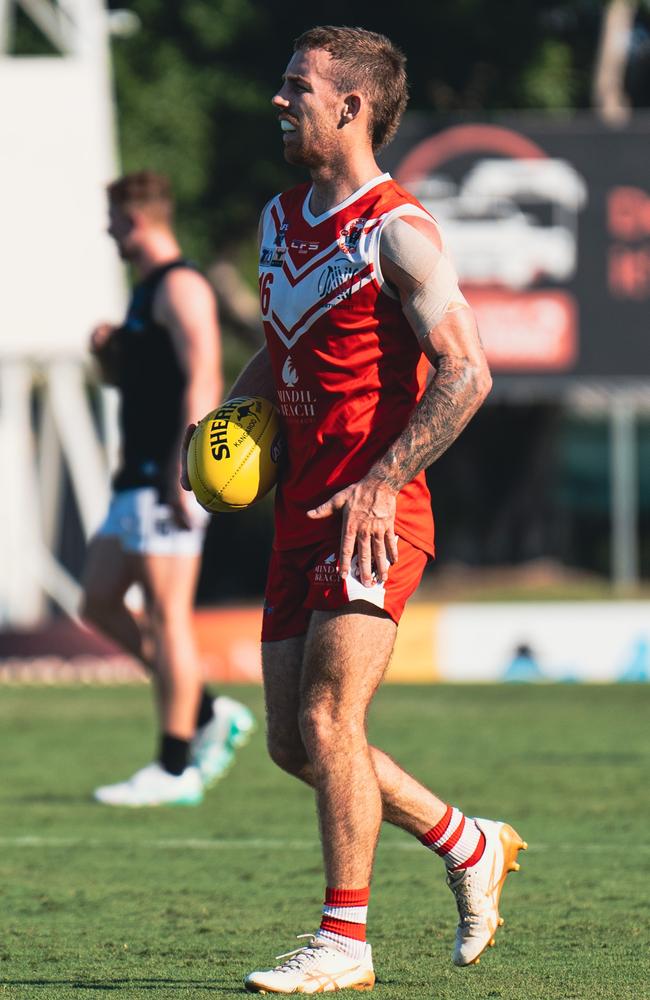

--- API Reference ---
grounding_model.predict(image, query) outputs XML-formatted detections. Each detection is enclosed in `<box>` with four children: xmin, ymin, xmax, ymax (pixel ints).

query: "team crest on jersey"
<box><xmin>338</xmin><ymin>217</ymin><xmax>367</xmax><ymax>255</ymax></box>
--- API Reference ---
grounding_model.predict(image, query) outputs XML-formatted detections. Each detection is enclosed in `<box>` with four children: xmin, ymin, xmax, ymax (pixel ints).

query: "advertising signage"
<box><xmin>381</xmin><ymin>114</ymin><xmax>650</xmax><ymax>386</ymax></box>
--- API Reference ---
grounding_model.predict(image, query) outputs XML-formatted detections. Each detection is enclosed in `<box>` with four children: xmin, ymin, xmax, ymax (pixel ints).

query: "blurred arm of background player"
<box><xmin>155</xmin><ymin>267</ymin><xmax>223</xmax><ymax>527</ymax></box>
<box><xmin>89</xmin><ymin>322</ymin><xmax>121</xmax><ymax>386</ymax></box>
<box><xmin>308</xmin><ymin>213</ymin><xmax>493</xmax><ymax>587</ymax></box>
<box><xmin>180</xmin><ymin>204</ymin><xmax>278</xmax><ymax>494</ymax></box>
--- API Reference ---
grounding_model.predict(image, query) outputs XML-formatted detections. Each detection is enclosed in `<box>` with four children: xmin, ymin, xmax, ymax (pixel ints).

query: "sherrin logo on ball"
<box><xmin>188</xmin><ymin>396</ymin><xmax>283</xmax><ymax>513</ymax></box>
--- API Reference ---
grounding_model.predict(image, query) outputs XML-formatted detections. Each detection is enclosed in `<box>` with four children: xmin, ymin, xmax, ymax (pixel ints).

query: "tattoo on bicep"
<box><xmin>377</xmin><ymin>354</ymin><xmax>483</xmax><ymax>490</ymax></box>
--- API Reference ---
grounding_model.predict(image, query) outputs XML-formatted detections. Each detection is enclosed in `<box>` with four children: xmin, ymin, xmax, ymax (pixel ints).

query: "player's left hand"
<box><xmin>179</xmin><ymin>424</ymin><xmax>197</xmax><ymax>492</ymax></box>
<box><xmin>307</xmin><ymin>477</ymin><xmax>399</xmax><ymax>586</ymax></box>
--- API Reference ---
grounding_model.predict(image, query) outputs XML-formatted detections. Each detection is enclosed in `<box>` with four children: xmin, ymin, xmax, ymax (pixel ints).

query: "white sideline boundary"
<box><xmin>0</xmin><ymin>836</ymin><xmax>645</xmax><ymax>852</ymax></box>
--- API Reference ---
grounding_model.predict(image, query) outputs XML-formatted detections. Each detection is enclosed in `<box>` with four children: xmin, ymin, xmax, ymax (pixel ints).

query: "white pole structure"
<box><xmin>610</xmin><ymin>394</ymin><xmax>639</xmax><ymax>591</ymax></box>
<box><xmin>0</xmin><ymin>362</ymin><xmax>45</xmax><ymax>625</ymax></box>
<box><xmin>0</xmin><ymin>0</ymin><xmax>126</xmax><ymax>627</ymax></box>
<box><xmin>37</xmin><ymin>382</ymin><xmax>64</xmax><ymax>553</ymax></box>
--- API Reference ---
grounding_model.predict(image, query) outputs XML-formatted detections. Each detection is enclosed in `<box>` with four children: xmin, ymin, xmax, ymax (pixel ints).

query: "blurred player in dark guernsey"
<box><xmin>82</xmin><ymin>171</ymin><xmax>253</xmax><ymax>807</ymax></box>
<box><xmin>181</xmin><ymin>27</ymin><xmax>528</xmax><ymax>992</ymax></box>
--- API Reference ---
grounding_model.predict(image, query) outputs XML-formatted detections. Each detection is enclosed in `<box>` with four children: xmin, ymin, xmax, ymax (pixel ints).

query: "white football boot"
<box><xmin>93</xmin><ymin>762</ymin><xmax>203</xmax><ymax>807</ymax></box>
<box><xmin>447</xmin><ymin>817</ymin><xmax>527</xmax><ymax>966</ymax></box>
<box><xmin>191</xmin><ymin>696</ymin><xmax>255</xmax><ymax>787</ymax></box>
<box><xmin>244</xmin><ymin>936</ymin><xmax>375</xmax><ymax>994</ymax></box>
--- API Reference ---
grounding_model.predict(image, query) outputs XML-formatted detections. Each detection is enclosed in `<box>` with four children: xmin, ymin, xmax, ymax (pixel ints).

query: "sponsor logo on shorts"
<box><xmin>313</xmin><ymin>553</ymin><xmax>340</xmax><ymax>585</ymax></box>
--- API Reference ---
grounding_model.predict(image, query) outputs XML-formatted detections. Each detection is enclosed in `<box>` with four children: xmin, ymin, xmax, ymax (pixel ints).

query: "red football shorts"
<box><xmin>261</xmin><ymin>534</ymin><xmax>428</xmax><ymax>643</ymax></box>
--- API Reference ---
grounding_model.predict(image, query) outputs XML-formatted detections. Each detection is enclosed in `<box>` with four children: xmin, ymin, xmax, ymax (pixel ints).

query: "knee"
<box><xmin>299</xmin><ymin>699</ymin><xmax>362</xmax><ymax>755</ymax></box>
<box><xmin>148</xmin><ymin>599</ymin><xmax>187</xmax><ymax>633</ymax></box>
<box><xmin>298</xmin><ymin>703</ymin><xmax>329</xmax><ymax>753</ymax></box>
<box><xmin>267</xmin><ymin>731</ymin><xmax>309</xmax><ymax>778</ymax></box>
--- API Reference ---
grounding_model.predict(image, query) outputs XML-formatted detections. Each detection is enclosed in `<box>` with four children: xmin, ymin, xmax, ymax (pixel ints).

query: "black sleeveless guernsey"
<box><xmin>111</xmin><ymin>259</ymin><xmax>200</xmax><ymax>503</ymax></box>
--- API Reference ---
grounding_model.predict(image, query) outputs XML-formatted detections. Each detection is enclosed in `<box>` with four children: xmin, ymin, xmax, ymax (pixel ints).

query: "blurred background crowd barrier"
<box><xmin>1</xmin><ymin>0</ymin><xmax>650</xmax><ymax>681</ymax></box>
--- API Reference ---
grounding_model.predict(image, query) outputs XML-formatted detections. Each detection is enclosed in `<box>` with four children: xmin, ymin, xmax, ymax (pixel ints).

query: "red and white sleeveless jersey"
<box><xmin>259</xmin><ymin>172</ymin><xmax>435</xmax><ymax>555</ymax></box>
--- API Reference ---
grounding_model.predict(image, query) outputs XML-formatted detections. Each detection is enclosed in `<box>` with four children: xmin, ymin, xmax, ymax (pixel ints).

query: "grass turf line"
<box><xmin>0</xmin><ymin>684</ymin><xmax>649</xmax><ymax>999</ymax></box>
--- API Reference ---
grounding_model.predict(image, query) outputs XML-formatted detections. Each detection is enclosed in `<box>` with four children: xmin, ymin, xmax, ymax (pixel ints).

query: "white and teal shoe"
<box><xmin>191</xmin><ymin>696</ymin><xmax>255</xmax><ymax>788</ymax></box>
<box><xmin>93</xmin><ymin>762</ymin><xmax>203</xmax><ymax>807</ymax></box>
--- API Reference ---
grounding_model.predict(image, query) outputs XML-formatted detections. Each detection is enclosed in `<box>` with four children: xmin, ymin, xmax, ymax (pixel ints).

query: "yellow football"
<box><xmin>188</xmin><ymin>396</ymin><xmax>283</xmax><ymax>513</ymax></box>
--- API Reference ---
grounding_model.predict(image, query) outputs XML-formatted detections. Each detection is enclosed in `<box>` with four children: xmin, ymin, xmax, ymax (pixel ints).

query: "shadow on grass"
<box><xmin>0</xmin><ymin>979</ymin><xmax>240</xmax><ymax>992</ymax></box>
<box><xmin>2</xmin><ymin>793</ymin><xmax>96</xmax><ymax>805</ymax></box>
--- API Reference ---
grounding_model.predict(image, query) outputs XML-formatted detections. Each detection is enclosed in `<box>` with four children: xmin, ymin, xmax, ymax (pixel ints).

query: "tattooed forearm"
<box><xmin>370</xmin><ymin>354</ymin><xmax>491</xmax><ymax>492</ymax></box>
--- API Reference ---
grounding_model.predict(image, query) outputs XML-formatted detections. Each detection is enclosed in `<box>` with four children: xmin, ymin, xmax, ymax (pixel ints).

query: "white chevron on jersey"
<box><xmin>260</xmin><ymin>199</ymin><xmax>387</xmax><ymax>350</ymax></box>
<box><xmin>268</xmin><ymin>266</ymin><xmax>375</xmax><ymax>349</ymax></box>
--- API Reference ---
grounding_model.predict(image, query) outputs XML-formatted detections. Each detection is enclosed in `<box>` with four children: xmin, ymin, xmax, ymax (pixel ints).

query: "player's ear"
<box><xmin>128</xmin><ymin>207</ymin><xmax>146</xmax><ymax>231</ymax></box>
<box><xmin>340</xmin><ymin>93</ymin><xmax>362</xmax><ymax>126</ymax></box>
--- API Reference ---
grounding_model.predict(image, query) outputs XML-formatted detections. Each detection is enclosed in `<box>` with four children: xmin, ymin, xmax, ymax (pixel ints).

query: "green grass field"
<box><xmin>1</xmin><ymin>684</ymin><xmax>649</xmax><ymax>999</ymax></box>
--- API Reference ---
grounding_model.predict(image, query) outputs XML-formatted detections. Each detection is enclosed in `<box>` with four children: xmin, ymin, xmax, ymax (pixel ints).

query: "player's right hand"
<box><xmin>307</xmin><ymin>475</ymin><xmax>399</xmax><ymax>586</ymax></box>
<box><xmin>90</xmin><ymin>322</ymin><xmax>115</xmax><ymax>354</ymax></box>
<box><xmin>180</xmin><ymin>424</ymin><xmax>196</xmax><ymax>492</ymax></box>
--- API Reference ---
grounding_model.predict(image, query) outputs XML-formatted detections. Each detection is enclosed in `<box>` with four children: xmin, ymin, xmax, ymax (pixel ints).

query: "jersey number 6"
<box><xmin>260</xmin><ymin>272</ymin><xmax>274</xmax><ymax>316</ymax></box>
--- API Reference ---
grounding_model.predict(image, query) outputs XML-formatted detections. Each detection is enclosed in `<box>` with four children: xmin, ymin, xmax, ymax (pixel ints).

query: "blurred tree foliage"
<box><xmin>107</xmin><ymin>0</ymin><xmax>606</xmax><ymax>264</ymax></box>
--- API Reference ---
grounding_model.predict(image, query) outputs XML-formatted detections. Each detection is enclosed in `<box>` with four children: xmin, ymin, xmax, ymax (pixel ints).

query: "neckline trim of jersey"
<box><xmin>302</xmin><ymin>172</ymin><xmax>391</xmax><ymax>227</ymax></box>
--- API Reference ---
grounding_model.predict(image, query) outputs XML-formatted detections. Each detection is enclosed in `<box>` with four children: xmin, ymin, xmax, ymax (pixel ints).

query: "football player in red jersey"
<box><xmin>183</xmin><ymin>26</ymin><xmax>526</xmax><ymax>992</ymax></box>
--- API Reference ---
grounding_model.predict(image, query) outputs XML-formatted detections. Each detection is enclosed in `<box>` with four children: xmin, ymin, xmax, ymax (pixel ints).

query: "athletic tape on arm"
<box><xmin>380</xmin><ymin>216</ymin><xmax>466</xmax><ymax>339</ymax></box>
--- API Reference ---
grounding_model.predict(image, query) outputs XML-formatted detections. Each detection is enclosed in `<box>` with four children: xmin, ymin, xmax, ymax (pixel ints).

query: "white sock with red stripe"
<box><xmin>315</xmin><ymin>887</ymin><xmax>369</xmax><ymax>961</ymax></box>
<box><xmin>419</xmin><ymin>805</ymin><xmax>486</xmax><ymax>870</ymax></box>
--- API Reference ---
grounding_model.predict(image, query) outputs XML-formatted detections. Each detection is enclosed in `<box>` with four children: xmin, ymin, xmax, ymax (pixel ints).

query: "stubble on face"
<box><xmin>277</xmin><ymin>49</ymin><xmax>343</xmax><ymax>169</ymax></box>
